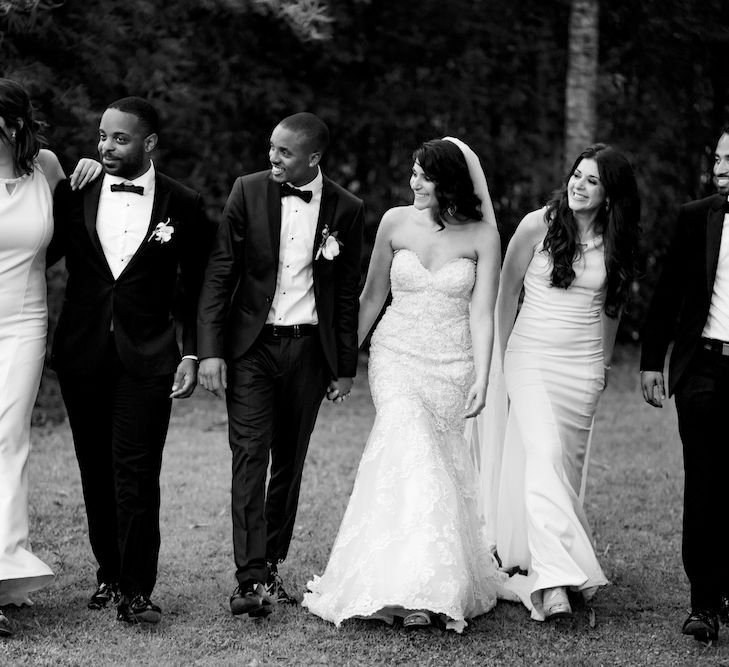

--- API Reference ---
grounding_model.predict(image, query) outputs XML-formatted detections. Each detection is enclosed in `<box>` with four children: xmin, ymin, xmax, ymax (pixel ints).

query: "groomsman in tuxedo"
<box><xmin>51</xmin><ymin>97</ymin><xmax>212</xmax><ymax>624</ymax></box>
<box><xmin>641</xmin><ymin>127</ymin><xmax>729</xmax><ymax>642</ymax></box>
<box><xmin>197</xmin><ymin>112</ymin><xmax>364</xmax><ymax>617</ymax></box>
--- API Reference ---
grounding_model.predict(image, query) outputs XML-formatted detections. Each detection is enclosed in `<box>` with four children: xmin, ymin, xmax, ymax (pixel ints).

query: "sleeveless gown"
<box><xmin>303</xmin><ymin>248</ymin><xmax>507</xmax><ymax>633</ymax></box>
<box><xmin>496</xmin><ymin>230</ymin><xmax>608</xmax><ymax>620</ymax></box>
<box><xmin>0</xmin><ymin>165</ymin><xmax>55</xmax><ymax>606</ymax></box>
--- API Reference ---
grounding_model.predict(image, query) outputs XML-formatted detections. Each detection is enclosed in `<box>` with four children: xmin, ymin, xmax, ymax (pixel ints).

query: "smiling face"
<box><xmin>268</xmin><ymin>124</ymin><xmax>320</xmax><ymax>187</ymax></box>
<box><xmin>97</xmin><ymin>108</ymin><xmax>156</xmax><ymax>180</ymax></box>
<box><xmin>567</xmin><ymin>158</ymin><xmax>606</xmax><ymax>214</ymax></box>
<box><xmin>410</xmin><ymin>160</ymin><xmax>438</xmax><ymax>211</ymax></box>
<box><xmin>714</xmin><ymin>133</ymin><xmax>729</xmax><ymax>197</ymax></box>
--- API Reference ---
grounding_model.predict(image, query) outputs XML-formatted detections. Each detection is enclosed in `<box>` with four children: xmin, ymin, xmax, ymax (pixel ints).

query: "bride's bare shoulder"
<box><xmin>377</xmin><ymin>205</ymin><xmax>419</xmax><ymax>233</ymax></box>
<box><xmin>381</xmin><ymin>205</ymin><xmax>416</xmax><ymax>223</ymax></box>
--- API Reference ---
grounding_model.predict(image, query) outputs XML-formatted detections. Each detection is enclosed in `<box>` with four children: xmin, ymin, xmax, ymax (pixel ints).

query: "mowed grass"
<box><xmin>2</xmin><ymin>346</ymin><xmax>728</xmax><ymax>666</ymax></box>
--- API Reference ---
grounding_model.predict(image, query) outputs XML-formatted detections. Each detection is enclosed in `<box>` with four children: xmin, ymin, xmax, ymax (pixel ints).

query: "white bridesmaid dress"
<box><xmin>496</xmin><ymin>229</ymin><xmax>608</xmax><ymax>620</ymax></box>
<box><xmin>0</xmin><ymin>165</ymin><xmax>55</xmax><ymax>606</ymax></box>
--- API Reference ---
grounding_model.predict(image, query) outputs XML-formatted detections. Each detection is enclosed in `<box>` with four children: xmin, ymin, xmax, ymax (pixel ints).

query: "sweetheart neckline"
<box><xmin>394</xmin><ymin>248</ymin><xmax>476</xmax><ymax>275</ymax></box>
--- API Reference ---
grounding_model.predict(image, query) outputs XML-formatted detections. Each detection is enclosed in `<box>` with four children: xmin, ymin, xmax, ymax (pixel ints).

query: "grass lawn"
<box><xmin>2</xmin><ymin>346</ymin><xmax>728</xmax><ymax>665</ymax></box>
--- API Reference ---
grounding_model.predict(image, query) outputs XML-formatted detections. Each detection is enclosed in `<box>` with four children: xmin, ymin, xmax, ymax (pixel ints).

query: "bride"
<box><xmin>302</xmin><ymin>137</ymin><xmax>507</xmax><ymax>632</ymax></box>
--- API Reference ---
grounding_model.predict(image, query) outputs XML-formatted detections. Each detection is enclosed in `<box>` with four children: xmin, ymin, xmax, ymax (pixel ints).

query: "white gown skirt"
<box><xmin>0</xmin><ymin>316</ymin><xmax>54</xmax><ymax>606</ymax></box>
<box><xmin>303</xmin><ymin>392</ymin><xmax>504</xmax><ymax>633</ymax></box>
<box><xmin>497</xmin><ymin>349</ymin><xmax>607</xmax><ymax>620</ymax></box>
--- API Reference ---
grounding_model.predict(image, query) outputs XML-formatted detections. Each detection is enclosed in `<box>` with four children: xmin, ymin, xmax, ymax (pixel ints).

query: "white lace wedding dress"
<box><xmin>303</xmin><ymin>248</ymin><xmax>506</xmax><ymax>633</ymax></box>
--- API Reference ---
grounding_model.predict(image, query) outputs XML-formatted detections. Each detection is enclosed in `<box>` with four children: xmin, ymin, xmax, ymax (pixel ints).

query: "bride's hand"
<box><xmin>463</xmin><ymin>380</ymin><xmax>487</xmax><ymax>419</ymax></box>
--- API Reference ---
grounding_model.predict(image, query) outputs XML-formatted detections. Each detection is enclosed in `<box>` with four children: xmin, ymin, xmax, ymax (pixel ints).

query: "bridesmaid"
<box><xmin>495</xmin><ymin>144</ymin><xmax>640</xmax><ymax>621</ymax></box>
<box><xmin>0</xmin><ymin>78</ymin><xmax>98</xmax><ymax>637</ymax></box>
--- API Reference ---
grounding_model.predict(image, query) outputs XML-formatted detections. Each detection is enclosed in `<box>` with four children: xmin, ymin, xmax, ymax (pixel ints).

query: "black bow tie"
<box><xmin>110</xmin><ymin>182</ymin><xmax>144</xmax><ymax>195</ymax></box>
<box><xmin>280</xmin><ymin>182</ymin><xmax>313</xmax><ymax>203</ymax></box>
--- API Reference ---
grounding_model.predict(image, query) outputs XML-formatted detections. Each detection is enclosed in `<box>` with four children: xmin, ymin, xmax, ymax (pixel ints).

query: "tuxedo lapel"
<box><xmin>313</xmin><ymin>178</ymin><xmax>337</xmax><ymax>261</ymax></box>
<box><xmin>83</xmin><ymin>178</ymin><xmax>114</xmax><ymax>279</ymax></box>
<box><xmin>706</xmin><ymin>198</ymin><xmax>725</xmax><ymax>293</ymax></box>
<box><xmin>119</xmin><ymin>175</ymin><xmax>171</xmax><ymax>278</ymax></box>
<box><xmin>266</xmin><ymin>176</ymin><xmax>282</xmax><ymax>260</ymax></box>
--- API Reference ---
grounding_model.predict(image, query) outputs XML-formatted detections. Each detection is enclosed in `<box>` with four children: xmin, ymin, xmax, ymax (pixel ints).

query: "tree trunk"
<box><xmin>564</xmin><ymin>0</ymin><xmax>599</xmax><ymax>170</ymax></box>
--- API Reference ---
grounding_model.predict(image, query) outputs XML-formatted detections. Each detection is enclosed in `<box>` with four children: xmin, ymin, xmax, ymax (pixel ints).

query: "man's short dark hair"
<box><xmin>279</xmin><ymin>112</ymin><xmax>329</xmax><ymax>154</ymax></box>
<box><xmin>107</xmin><ymin>97</ymin><xmax>160</xmax><ymax>136</ymax></box>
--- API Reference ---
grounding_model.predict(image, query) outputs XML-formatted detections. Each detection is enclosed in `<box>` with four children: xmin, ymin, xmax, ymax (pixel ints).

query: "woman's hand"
<box><xmin>70</xmin><ymin>158</ymin><xmax>103</xmax><ymax>190</ymax></box>
<box><xmin>463</xmin><ymin>380</ymin><xmax>488</xmax><ymax>419</ymax></box>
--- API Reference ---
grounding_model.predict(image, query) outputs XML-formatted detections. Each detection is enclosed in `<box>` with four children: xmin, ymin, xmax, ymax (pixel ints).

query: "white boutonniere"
<box><xmin>148</xmin><ymin>218</ymin><xmax>175</xmax><ymax>244</ymax></box>
<box><xmin>315</xmin><ymin>225</ymin><xmax>342</xmax><ymax>260</ymax></box>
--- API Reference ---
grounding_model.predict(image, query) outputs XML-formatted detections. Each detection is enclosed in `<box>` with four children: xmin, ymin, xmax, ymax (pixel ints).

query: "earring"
<box><xmin>605</xmin><ymin>199</ymin><xmax>611</xmax><ymax>212</ymax></box>
<box><xmin>446</xmin><ymin>203</ymin><xmax>457</xmax><ymax>217</ymax></box>
<box><xmin>9</xmin><ymin>130</ymin><xmax>16</xmax><ymax>144</ymax></box>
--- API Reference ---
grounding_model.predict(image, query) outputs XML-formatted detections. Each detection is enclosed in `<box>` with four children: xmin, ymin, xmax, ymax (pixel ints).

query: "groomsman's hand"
<box><xmin>640</xmin><ymin>370</ymin><xmax>665</xmax><ymax>408</ymax></box>
<box><xmin>327</xmin><ymin>377</ymin><xmax>353</xmax><ymax>403</ymax></box>
<box><xmin>170</xmin><ymin>358</ymin><xmax>198</xmax><ymax>399</ymax></box>
<box><xmin>198</xmin><ymin>357</ymin><xmax>227</xmax><ymax>399</ymax></box>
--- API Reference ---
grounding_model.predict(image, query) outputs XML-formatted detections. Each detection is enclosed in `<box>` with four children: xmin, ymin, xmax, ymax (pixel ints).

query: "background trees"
<box><xmin>2</xmin><ymin>0</ymin><xmax>729</xmax><ymax>340</ymax></box>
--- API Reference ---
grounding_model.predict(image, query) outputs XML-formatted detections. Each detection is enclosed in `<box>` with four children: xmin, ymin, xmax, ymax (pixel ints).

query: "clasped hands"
<box><xmin>326</xmin><ymin>377</ymin><xmax>353</xmax><ymax>403</ymax></box>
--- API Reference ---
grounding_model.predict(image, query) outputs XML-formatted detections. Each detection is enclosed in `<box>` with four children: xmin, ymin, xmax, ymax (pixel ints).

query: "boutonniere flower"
<box><xmin>315</xmin><ymin>225</ymin><xmax>343</xmax><ymax>260</ymax></box>
<box><xmin>148</xmin><ymin>218</ymin><xmax>175</xmax><ymax>244</ymax></box>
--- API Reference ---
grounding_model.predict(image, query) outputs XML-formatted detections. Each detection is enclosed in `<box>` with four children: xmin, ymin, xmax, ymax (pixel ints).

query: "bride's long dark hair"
<box><xmin>413</xmin><ymin>140</ymin><xmax>483</xmax><ymax>228</ymax></box>
<box><xmin>543</xmin><ymin>144</ymin><xmax>641</xmax><ymax>317</ymax></box>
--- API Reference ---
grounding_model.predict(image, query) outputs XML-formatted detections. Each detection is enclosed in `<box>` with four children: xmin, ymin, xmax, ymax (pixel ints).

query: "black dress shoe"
<box><xmin>682</xmin><ymin>609</ymin><xmax>719</xmax><ymax>642</ymax></box>
<box><xmin>88</xmin><ymin>582</ymin><xmax>120</xmax><ymax>610</ymax></box>
<box><xmin>0</xmin><ymin>611</ymin><xmax>12</xmax><ymax>637</ymax></box>
<box><xmin>719</xmin><ymin>596</ymin><xmax>729</xmax><ymax>626</ymax></box>
<box><xmin>116</xmin><ymin>594</ymin><xmax>162</xmax><ymax>624</ymax></box>
<box><xmin>265</xmin><ymin>569</ymin><xmax>297</xmax><ymax>605</ymax></box>
<box><xmin>230</xmin><ymin>582</ymin><xmax>274</xmax><ymax>617</ymax></box>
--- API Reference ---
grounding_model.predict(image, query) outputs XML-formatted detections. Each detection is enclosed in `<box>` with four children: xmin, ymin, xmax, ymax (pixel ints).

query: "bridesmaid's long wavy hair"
<box><xmin>0</xmin><ymin>78</ymin><xmax>44</xmax><ymax>176</ymax></box>
<box><xmin>413</xmin><ymin>140</ymin><xmax>483</xmax><ymax>229</ymax></box>
<box><xmin>543</xmin><ymin>144</ymin><xmax>641</xmax><ymax>317</ymax></box>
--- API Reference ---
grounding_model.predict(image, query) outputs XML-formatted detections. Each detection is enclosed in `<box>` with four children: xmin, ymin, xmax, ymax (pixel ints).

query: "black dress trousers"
<box><xmin>226</xmin><ymin>329</ymin><xmax>330</xmax><ymax>587</ymax></box>
<box><xmin>674</xmin><ymin>347</ymin><xmax>729</xmax><ymax>612</ymax></box>
<box><xmin>59</xmin><ymin>334</ymin><xmax>173</xmax><ymax>597</ymax></box>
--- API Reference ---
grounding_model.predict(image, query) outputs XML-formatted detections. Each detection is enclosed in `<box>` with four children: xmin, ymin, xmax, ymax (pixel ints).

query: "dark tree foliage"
<box><xmin>2</xmin><ymin>0</ymin><xmax>729</xmax><ymax>342</ymax></box>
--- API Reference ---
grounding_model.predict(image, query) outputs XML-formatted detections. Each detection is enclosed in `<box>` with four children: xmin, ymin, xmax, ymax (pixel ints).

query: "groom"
<box><xmin>640</xmin><ymin>126</ymin><xmax>729</xmax><ymax>642</ymax></box>
<box><xmin>197</xmin><ymin>112</ymin><xmax>364</xmax><ymax>617</ymax></box>
<box><xmin>51</xmin><ymin>97</ymin><xmax>212</xmax><ymax>624</ymax></box>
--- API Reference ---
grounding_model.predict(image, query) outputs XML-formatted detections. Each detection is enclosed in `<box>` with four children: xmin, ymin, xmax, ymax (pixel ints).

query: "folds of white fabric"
<box><xmin>303</xmin><ymin>396</ymin><xmax>506</xmax><ymax>633</ymax></box>
<box><xmin>0</xmin><ymin>333</ymin><xmax>55</xmax><ymax>607</ymax></box>
<box><xmin>494</xmin><ymin>351</ymin><xmax>607</xmax><ymax>620</ymax></box>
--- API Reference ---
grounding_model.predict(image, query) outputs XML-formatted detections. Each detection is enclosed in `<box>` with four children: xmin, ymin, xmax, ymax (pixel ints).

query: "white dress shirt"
<box><xmin>266</xmin><ymin>169</ymin><xmax>323</xmax><ymax>326</ymax></box>
<box><xmin>702</xmin><ymin>199</ymin><xmax>729</xmax><ymax>342</ymax></box>
<box><xmin>97</xmin><ymin>163</ymin><xmax>156</xmax><ymax>280</ymax></box>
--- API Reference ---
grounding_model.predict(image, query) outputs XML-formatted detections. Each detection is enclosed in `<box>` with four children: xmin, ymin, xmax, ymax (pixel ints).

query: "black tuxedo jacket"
<box><xmin>641</xmin><ymin>194</ymin><xmax>727</xmax><ymax>395</ymax></box>
<box><xmin>51</xmin><ymin>173</ymin><xmax>213</xmax><ymax>377</ymax></box>
<box><xmin>197</xmin><ymin>170</ymin><xmax>364</xmax><ymax>378</ymax></box>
